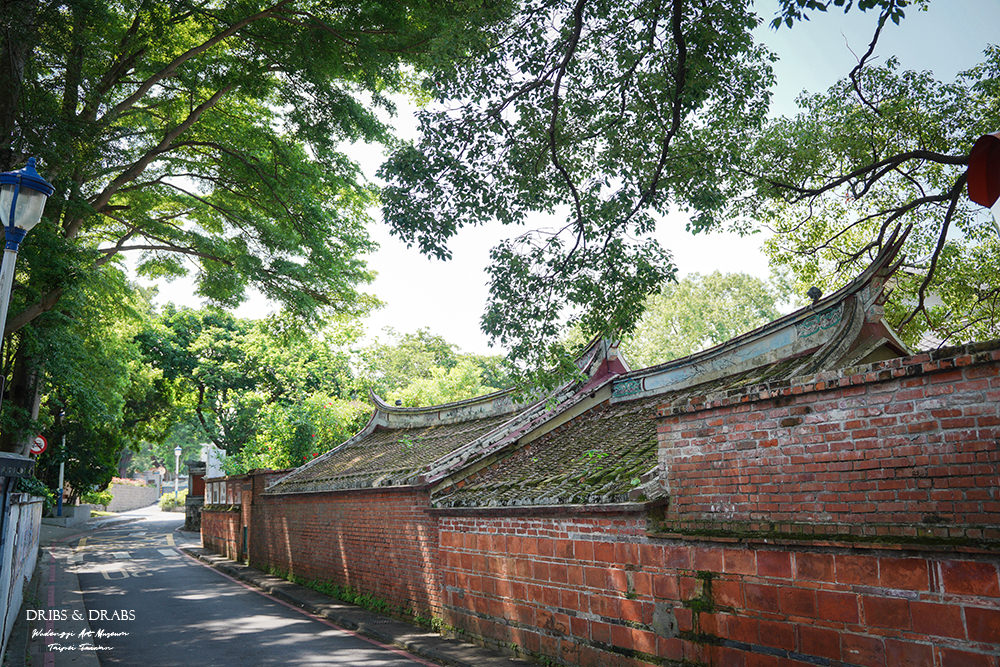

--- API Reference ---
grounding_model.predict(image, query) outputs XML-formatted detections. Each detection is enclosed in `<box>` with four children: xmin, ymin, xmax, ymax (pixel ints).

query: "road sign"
<box><xmin>29</xmin><ymin>435</ymin><xmax>47</xmax><ymax>456</ymax></box>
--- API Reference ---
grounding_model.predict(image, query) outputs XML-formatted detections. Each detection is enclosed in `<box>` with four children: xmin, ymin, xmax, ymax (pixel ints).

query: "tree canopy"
<box><xmin>623</xmin><ymin>272</ymin><xmax>792</xmax><ymax>367</ymax></box>
<box><xmin>736</xmin><ymin>20</ymin><xmax>998</xmax><ymax>347</ymax></box>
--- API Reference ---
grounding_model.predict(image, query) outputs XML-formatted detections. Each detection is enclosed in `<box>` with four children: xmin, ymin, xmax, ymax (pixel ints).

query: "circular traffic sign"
<box><xmin>29</xmin><ymin>435</ymin><xmax>47</xmax><ymax>455</ymax></box>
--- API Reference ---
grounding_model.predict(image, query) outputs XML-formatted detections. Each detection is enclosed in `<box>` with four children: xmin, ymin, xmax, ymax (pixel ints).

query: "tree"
<box><xmin>0</xmin><ymin>0</ymin><xmax>495</xmax><ymax>452</ymax></box>
<box><xmin>354</xmin><ymin>328</ymin><xmax>509</xmax><ymax>400</ymax></box>
<box><xmin>380</xmin><ymin>0</ymin><xmax>775</xmax><ymax>381</ymax></box>
<box><xmin>735</xmin><ymin>6</ymin><xmax>999</xmax><ymax>347</ymax></box>
<box><xmin>623</xmin><ymin>272</ymin><xmax>792</xmax><ymax>367</ymax></box>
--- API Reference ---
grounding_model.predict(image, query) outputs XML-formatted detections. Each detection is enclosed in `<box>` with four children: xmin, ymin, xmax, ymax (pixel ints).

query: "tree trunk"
<box><xmin>0</xmin><ymin>341</ymin><xmax>38</xmax><ymax>453</ymax></box>
<box><xmin>0</xmin><ymin>0</ymin><xmax>40</xmax><ymax>170</ymax></box>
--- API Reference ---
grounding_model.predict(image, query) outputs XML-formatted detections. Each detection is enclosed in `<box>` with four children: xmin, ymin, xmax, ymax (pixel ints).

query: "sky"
<box><xmin>149</xmin><ymin>0</ymin><xmax>1000</xmax><ymax>355</ymax></box>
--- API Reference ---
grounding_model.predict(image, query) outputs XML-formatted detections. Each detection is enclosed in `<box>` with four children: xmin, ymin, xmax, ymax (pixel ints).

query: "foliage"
<box><xmin>16</xmin><ymin>476</ymin><xmax>55</xmax><ymax>506</ymax></box>
<box><xmin>737</xmin><ymin>46</ymin><xmax>1000</xmax><ymax>348</ymax></box>
<box><xmin>109</xmin><ymin>477</ymin><xmax>149</xmax><ymax>487</ymax></box>
<box><xmin>82</xmin><ymin>489</ymin><xmax>113</xmax><ymax>509</ymax></box>
<box><xmin>622</xmin><ymin>272</ymin><xmax>793</xmax><ymax>367</ymax></box>
<box><xmin>381</xmin><ymin>0</ymin><xmax>775</xmax><ymax>383</ymax></box>
<box><xmin>224</xmin><ymin>394</ymin><xmax>370</xmax><ymax>473</ymax></box>
<box><xmin>1</xmin><ymin>0</ymin><xmax>503</xmax><ymax>454</ymax></box>
<box><xmin>355</xmin><ymin>328</ymin><xmax>509</xmax><ymax>400</ymax></box>
<box><xmin>769</xmin><ymin>0</ymin><xmax>925</xmax><ymax>29</ymax></box>
<box><xmin>387</xmin><ymin>359</ymin><xmax>503</xmax><ymax>407</ymax></box>
<box><xmin>159</xmin><ymin>488</ymin><xmax>188</xmax><ymax>511</ymax></box>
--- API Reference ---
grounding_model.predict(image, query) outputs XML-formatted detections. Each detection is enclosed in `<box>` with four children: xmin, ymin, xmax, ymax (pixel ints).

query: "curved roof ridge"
<box><xmin>611</xmin><ymin>226</ymin><xmax>909</xmax><ymax>401</ymax></box>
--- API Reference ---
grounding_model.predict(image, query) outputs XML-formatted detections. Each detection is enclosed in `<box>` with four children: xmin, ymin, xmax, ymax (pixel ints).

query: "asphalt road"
<box><xmin>70</xmin><ymin>508</ymin><xmax>434</xmax><ymax>666</ymax></box>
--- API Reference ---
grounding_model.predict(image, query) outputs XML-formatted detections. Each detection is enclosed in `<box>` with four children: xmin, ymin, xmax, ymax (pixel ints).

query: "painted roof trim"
<box><xmin>610</xmin><ymin>226</ymin><xmax>909</xmax><ymax>403</ymax></box>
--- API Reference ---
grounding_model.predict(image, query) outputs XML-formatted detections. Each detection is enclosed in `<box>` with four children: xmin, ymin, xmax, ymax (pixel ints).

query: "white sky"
<box><xmin>148</xmin><ymin>0</ymin><xmax>1000</xmax><ymax>355</ymax></box>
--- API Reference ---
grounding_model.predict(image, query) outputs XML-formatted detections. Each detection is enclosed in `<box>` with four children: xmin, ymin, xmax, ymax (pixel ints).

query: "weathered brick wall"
<box><xmin>251</xmin><ymin>487</ymin><xmax>442</xmax><ymax>617</ymax></box>
<box><xmin>200</xmin><ymin>343</ymin><xmax>1000</xmax><ymax>665</ymax></box>
<box><xmin>201</xmin><ymin>508</ymin><xmax>241</xmax><ymax>560</ymax></box>
<box><xmin>658</xmin><ymin>343</ymin><xmax>1000</xmax><ymax>539</ymax></box>
<box><xmin>438</xmin><ymin>512</ymin><xmax>1000</xmax><ymax>666</ymax></box>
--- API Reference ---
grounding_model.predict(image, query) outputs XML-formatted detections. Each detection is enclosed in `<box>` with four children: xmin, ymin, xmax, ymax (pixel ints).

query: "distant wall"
<box><xmin>107</xmin><ymin>483</ymin><xmax>159</xmax><ymax>512</ymax></box>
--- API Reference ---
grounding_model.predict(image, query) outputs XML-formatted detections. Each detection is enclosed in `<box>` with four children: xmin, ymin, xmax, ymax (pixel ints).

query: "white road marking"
<box><xmin>112</xmin><ymin>552</ymin><xmax>130</xmax><ymax>559</ymax></box>
<box><xmin>158</xmin><ymin>549</ymin><xmax>178</xmax><ymax>557</ymax></box>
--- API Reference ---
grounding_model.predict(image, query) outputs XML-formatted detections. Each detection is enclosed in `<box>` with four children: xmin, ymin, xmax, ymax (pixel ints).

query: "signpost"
<box><xmin>28</xmin><ymin>435</ymin><xmax>47</xmax><ymax>456</ymax></box>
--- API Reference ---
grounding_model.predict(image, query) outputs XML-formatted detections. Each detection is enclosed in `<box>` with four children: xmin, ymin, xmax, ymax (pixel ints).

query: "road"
<box><xmin>60</xmin><ymin>507</ymin><xmax>435</xmax><ymax>666</ymax></box>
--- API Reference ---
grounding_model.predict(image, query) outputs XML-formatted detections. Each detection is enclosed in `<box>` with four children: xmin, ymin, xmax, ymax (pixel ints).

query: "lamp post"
<box><xmin>0</xmin><ymin>159</ymin><xmax>53</xmax><ymax>420</ymax></box>
<box><xmin>174</xmin><ymin>445</ymin><xmax>182</xmax><ymax>501</ymax></box>
<box><xmin>57</xmin><ymin>409</ymin><xmax>66</xmax><ymax>517</ymax></box>
<box><xmin>0</xmin><ymin>158</ymin><xmax>54</xmax><ymax>339</ymax></box>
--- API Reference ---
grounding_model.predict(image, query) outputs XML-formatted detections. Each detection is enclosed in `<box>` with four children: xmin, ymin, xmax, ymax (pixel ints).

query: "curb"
<box><xmin>181</xmin><ymin>547</ymin><xmax>534</xmax><ymax>667</ymax></box>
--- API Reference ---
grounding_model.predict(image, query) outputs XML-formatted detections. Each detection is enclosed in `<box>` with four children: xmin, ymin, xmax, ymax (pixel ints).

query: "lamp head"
<box><xmin>0</xmin><ymin>158</ymin><xmax>55</xmax><ymax>239</ymax></box>
<box><xmin>174</xmin><ymin>446</ymin><xmax>183</xmax><ymax>457</ymax></box>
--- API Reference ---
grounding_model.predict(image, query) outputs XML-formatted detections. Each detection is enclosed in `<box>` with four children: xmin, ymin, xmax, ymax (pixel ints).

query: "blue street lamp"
<box><xmin>0</xmin><ymin>158</ymin><xmax>54</xmax><ymax>339</ymax></box>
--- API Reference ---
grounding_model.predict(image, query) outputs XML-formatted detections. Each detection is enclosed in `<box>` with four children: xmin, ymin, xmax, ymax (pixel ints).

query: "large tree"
<box><xmin>0</xmin><ymin>0</ymin><xmax>498</xmax><ymax>452</ymax></box>
<box><xmin>735</xmin><ymin>3</ymin><xmax>998</xmax><ymax>348</ymax></box>
<box><xmin>380</xmin><ymin>0</ymin><xmax>774</xmax><ymax>382</ymax></box>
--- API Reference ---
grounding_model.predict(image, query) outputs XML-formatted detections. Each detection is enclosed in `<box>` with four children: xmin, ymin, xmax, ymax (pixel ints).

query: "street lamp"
<box><xmin>0</xmin><ymin>158</ymin><xmax>54</xmax><ymax>339</ymax></box>
<box><xmin>174</xmin><ymin>445</ymin><xmax>182</xmax><ymax>501</ymax></box>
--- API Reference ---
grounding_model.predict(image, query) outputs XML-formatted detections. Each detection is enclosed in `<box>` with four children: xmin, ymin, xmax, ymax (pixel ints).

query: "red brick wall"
<box><xmin>251</xmin><ymin>487</ymin><xmax>441</xmax><ymax>617</ymax></box>
<box><xmin>658</xmin><ymin>345</ymin><xmax>1000</xmax><ymax>539</ymax></box>
<box><xmin>201</xmin><ymin>508</ymin><xmax>241</xmax><ymax>560</ymax></box>
<box><xmin>438</xmin><ymin>512</ymin><xmax>1000</xmax><ymax>666</ymax></box>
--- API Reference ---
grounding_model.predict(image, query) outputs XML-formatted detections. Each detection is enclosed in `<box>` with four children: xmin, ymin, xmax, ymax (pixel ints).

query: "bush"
<box><xmin>82</xmin><ymin>489</ymin><xmax>113</xmax><ymax>509</ymax></box>
<box><xmin>17</xmin><ymin>477</ymin><xmax>55</xmax><ymax>513</ymax></box>
<box><xmin>159</xmin><ymin>488</ymin><xmax>188</xmax><ymax>511</ymax></box>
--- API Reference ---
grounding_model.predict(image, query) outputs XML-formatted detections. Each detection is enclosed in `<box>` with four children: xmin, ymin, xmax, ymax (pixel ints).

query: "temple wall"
<box><xmin>250</xmin><ymin>486</ymin><xmax>442</xmax><ymax>618</ymax></box>
<box><xmin>657</xmin><ymin>342</ymin><xmax>1000</xmax><ymax>540</ymax></box>
<box><xmin>202</xmin><ymin>342</ymin><xmax>1000</xmax><ymax>665</ymax></box>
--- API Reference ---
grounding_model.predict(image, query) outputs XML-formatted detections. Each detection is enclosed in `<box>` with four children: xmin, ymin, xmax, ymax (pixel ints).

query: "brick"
<box><xmin>816</xmin><ymin>590</ymin><xmax>859</xmax><ymax>624</ymax></box>
<box><xmin>663</xmin><ymin>545</ymin><xmax>692</xmax><ymax>569</ymax></box>
<box><xmin>713</xmin><ymin>579</ymin><xmax>743</xmax><ymax>608</ymax></box>
<box><xmin>720</xmin><ymin>613</ymin><xmax>757</xmax><ymax>644</ymax></box>
<box><xmin>692</xmin><ymin>546</ymin><xmax>724</xmax><ymax>571</ymax></box>
<box><xmin>836</xmin><ymin>554</ymin><xmax>879</xmax><ymax>585</ymax></box>
<box><xmin>841</xmin><ymin>633</ymin><xmax>885</xmax><ymax>667</ymax></box>
<box><xmin>744</xmin><ymin>583</ymin><xmax>780</xmax><ymax>613</ymax></box>
<box><xmin>941</xmin><ymin>560</ymin><xmax>1000</xmax><ymax>597</ymax></box>
<box><xmin>965</xmin><ymin>606</ymin><xmax>1000</xmax><ymax>644</ymax></box>
<box><xmin>862</xmin><ymin>595</ymin><xmax>910</xmax><ymax>629</ymax></box>
<box><xmin>757</xmin><ymin>551</ymin><xmax>792</xmax><ymax>578</ymax></box>
<box><xmin>653</xmin><ymin>574</ymin><xmax>679</xmax><ymax>600</ymax></box>
<box><xmin>884</xmin><ymin>638</ymin><xmax>934</xmax><ymax>667</ymax></box>
<box><xmin>778</xmin><ymin>586</ymin><xmax>816</xmax><ymax>618</ymax></box>
<box><xmin>757</xmin><ymin>619</ymin><xmax>795</xmax><ymax>651</ymax></box>
<box><xmin>594</xmin><ymin>541</ymin><xmax>616</xmax><ymax>563</ymax></box>
<box><xmin>910</xmin><ymin>601</ymin><xmax>965</xmax><ymax>639</ymax></box>
<box><xmin>794</xmin><ymin>552</ymin><xmax>835</xmax><ymax>582</ymax></box>
<box><xmin>879</xmin><ymin>557</ymin><xmax>929</xmax><ymax>591</ymax></box>
<box><xmin>937</xmin><ymin>646</ymin><xmax>994</xmax><ymax>667</ymax></box>
<box><xmin>723</xmin><ymin>548</ymin><xmax>756</xmax><ymax>575</ymax></box>
<box><xmin>798</xmin><ymin>624</ymin><xmax>841</xmax><ymax>661</ymax></box>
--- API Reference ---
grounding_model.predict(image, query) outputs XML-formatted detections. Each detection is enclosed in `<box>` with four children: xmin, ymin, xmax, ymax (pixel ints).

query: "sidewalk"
<box><xmin>4</xmin><ymin>510</ymin><xmax>147</xmax><ymax>667</ymax></box>
<box><xmin>183</xmin><ymin>547</ymin><xmax>535</xmax><ymax>667</ymax></box>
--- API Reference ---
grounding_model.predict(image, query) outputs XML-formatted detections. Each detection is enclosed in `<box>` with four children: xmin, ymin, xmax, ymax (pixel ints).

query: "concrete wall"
<box><xmin>106</xmin><ymin>483</ymin><xmax>158</xmax><ymax>512</ymax></box>
<box><xmin>0</xmin><ymin>495</ymin><xmax>43</xmax><ymax>663</ymax></box>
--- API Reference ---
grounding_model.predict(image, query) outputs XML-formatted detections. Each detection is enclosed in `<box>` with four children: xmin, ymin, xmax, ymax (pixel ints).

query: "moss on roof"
<box><xmin>432</xmin><ymin>396</ymin><xmax>663</xmax><ymax>507</ymax></box>
<box><xmin>266</xmin><ymin>413</ymin><xmax>513</xmax><ymax>494</ymax></box>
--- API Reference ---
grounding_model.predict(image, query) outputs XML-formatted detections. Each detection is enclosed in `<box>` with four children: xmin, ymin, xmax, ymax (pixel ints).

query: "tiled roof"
<box><xmin>266</xmin><ymin>413</ymin><xmax>514</xmax><ymax>494</ymax></box>
<box><xmin>430</xmin><ymin>356</ymin><xmax>815</xmax><ymax>508</ymax></box>
<box><xmin>433</xmin><ymin>396</ymin><xmax>661</xmax><ymax>507</ymax></box>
